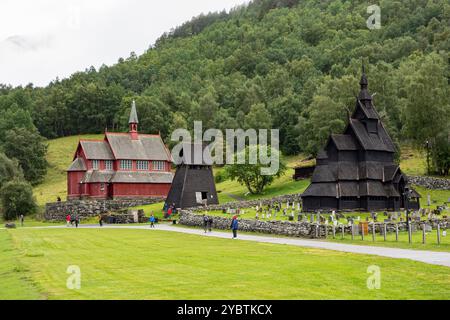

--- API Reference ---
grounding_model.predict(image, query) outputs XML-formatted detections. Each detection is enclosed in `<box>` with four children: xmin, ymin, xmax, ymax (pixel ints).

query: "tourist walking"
<box><xmin>75</xmin><ymin>215</ymin><xmax>79</xmax><ymax>228</ymax></box>
<box><xmin>208</xmin><ymin>217</ymin><xmax>213</xmax><ymax>233</ymax></box>
<box><xmin>19</xmin><ymin>214</ymin><xmax>24</xmax><ymax>227</ymax></box>
<box><xmin>99</xmin><ymin>214</ymin><xmax>103</xmax><ymax>227</ymax></box>
<box><xmin>66</xmin><ymin>214</ymin><xmax>71</xmax><ymax>227</ymax></box>
<box><xmin>203</xmin><ymin>214</ymin><xmax>209</xmax><ymax>233</ymax></box>
<box><xmin>231</xmin><ymin>216</ymin><xmax>239</xmax><ymax>239</ymax></box>
<box><xmin>149</xmin><ymin>214</ymin><xmax>156</xmax><ymax>228</ymax></box>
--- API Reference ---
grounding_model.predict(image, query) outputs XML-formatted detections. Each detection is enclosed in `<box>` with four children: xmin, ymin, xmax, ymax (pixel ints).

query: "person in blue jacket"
<box><xmin>149</xmin><ymin>214</ymin><xmax>156</xmax><ymax>228</ymax></box>
<box><xmin>230</xmin><ymin>216</ymin><xmax>239</xmax><ymax>239</ymax></box>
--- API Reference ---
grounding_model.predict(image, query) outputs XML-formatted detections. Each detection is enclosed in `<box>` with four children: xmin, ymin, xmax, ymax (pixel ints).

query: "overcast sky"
<box><xmin>0</xmin><ymin>0</ymin><xmax>249</xmax><ymax>87</ymax></box>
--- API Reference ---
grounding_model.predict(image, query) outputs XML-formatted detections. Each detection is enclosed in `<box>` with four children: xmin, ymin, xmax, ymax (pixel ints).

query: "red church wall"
<box><xmin>67</xmin><ymin>171</ymin><xmax>85</xmax><ymax>199</ymax></box>
<box><xmin>111</xmin><ymin>183</ymin><xmax>171</xmax><ymax>198</ymax></box>
<box><xmin>86</xmin><ymin>183</ymin><xmax>109</xmax><ymax>199</ymax></box>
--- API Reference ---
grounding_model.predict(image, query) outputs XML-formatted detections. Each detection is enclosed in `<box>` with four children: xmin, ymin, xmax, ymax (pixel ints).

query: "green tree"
<box><xmin>244</xmin><ymin>103</ymin><xmax>272</xmax><ymax>130</ymax></box>
<box><xmin>225</xmin><ymin>145</ymin><xmax>286</xmax><ymax>194</ymax></box>
<box><xmin>0</xmin><ymin>180</ymin><xmax>37</xmax><ymax>221</ymax></box>
<box><xmin>0</xmin><ymin>153</ymin><xmax>23</xmax><ymax>189</ymax></box>
<box><xmin>430</xmin><ymin>133</ymin><xmax>450</xmax><ymax>176</ymax></box>
<box><xmin>3</xmin><ymin>128</ymin><xmax>48</xmax><ymax>185</ymax></box>
<box><xmin>399</xmin><ymin>53</ymin><xmax>449</xmax><ymax>145</ymax></box>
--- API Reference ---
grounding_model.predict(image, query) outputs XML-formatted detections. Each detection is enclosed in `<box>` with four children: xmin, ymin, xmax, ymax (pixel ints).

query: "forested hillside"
<box><xmin>1</xmin><ymin>0</ymin><xmax>449</xmax><ymax>177</ymax></box>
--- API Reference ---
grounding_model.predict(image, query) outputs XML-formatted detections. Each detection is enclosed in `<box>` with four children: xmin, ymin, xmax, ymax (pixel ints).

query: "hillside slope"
<box><xmin>1</xmin><ymin>0</ymin><xmax>448</xmax><ymax>160</ymax></box>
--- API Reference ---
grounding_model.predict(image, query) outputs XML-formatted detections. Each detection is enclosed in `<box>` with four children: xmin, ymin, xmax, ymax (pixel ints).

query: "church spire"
<box><xmin>358</xmin><ymin>63</ymin><xmax>372</xmax><ymax>102</ymax></box>
<box><xmin>129</xmin><ymin>100</ymin><xmax>139</xmax><ymax>140</ymax></box>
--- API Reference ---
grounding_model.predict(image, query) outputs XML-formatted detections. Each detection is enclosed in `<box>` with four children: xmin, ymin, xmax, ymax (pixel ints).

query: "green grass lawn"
<box><xmin>0</xmin><ymin>231</ymin><xmax>42</xmax><ymax>300</ymax></box>
<box><xmin>1</xmin><ymin>228</ymin><xmax>449</xmax><ymax>300</ymax></box>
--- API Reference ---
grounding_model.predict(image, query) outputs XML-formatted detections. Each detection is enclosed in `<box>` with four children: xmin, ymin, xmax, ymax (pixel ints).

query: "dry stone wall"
<box><xmin>408</xmin><ymin>176</ymin><xmax>450</xmax><ymax>190</ymax></box>
<box><xmin>45</xmin><ymin>198</ymin><xmax>164</xmax><ymax>221</ymax></box>
<box><xmin>179</xmin><ymin>211</ymin><xmax>449</xmax><ymax>239</ymax></box>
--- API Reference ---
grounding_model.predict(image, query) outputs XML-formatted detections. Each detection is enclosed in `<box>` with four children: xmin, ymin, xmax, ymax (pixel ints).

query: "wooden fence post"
<box><xmin>422</xmin><ymin>224</ymin><xmax>426</xmax><ymax>244</ymax></box>
<box><xmin>437</xmin><ymin>223</ymin><xmax>441</xmax><ymax>245</ymax></box>
<box><xmin>372</xmin><ymin>223</ymin><xmax>376</xmax><ymax>242</ymax></box>
<box><xmin>408</xmin><ymin>223</ymin><xmax>412</xmax><ymax>244</ymax></box>
<box><xmin>383</xmin><ymin>223</ymin><xmax>387</xmax><ymax>242</ymax></box>
<box><xmin>395</xmin><ymin>224</ymin><xmax>399</xmax><ymax>242</ymax></box>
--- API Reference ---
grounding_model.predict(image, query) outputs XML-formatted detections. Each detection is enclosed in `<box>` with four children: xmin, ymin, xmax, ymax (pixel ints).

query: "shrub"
<box><xmin>0</xmin><ymin>180</ymin><xmax>37</xmax><ymax>221</ymax></box>
<box><xmin>214</xmin><ymin>170</ymin><xmax>228</xmax><ymax>184</ymax></box>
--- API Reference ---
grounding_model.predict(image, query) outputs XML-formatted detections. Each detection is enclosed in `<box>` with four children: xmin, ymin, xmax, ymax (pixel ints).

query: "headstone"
<box><xmin>427</xmin><ymin>194</ymin><xmax>431</xmax><ymax>206</ymax></box>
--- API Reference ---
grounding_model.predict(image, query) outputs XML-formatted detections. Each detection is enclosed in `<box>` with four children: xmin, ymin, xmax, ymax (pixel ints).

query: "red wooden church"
<box><xmin>67</xmin><ymin>101</ymin><xmax>173</xmax><ymax>200</ymax></box>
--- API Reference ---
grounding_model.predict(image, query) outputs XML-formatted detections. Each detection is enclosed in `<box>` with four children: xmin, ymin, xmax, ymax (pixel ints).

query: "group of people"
<box><xmin>202</xmin><ymin>214</ymin><xmax>239</xmax><ymax>239</ymax></box>
<box><xmin>65</xmin><ymin>213</ymin><xmax>80</xmax><ymax>228</ymax></box>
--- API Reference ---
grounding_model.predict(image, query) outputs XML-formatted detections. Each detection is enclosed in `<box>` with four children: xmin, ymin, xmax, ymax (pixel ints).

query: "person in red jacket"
<box><xmin>66</xmin><ymin>214</ymin><xmax>71</xmax><ymax>227</ymax></box>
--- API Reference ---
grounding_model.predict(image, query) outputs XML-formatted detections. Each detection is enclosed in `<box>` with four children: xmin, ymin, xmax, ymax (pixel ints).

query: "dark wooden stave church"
<box><xmin>302</xmin><ymin>70</ymin><xmax>420</xmax><ymax>212</ymax></box>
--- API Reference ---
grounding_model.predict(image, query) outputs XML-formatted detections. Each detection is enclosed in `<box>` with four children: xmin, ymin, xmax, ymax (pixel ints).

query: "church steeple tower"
<box><xmin>358</xmin><ymin>64</ymin><xmax>372</xmax><ymax>102</ymax></box>
<box><xmin>129</xmin><ymin>100</ymin><xmax>139</xmax><ymax>140</ymax></box>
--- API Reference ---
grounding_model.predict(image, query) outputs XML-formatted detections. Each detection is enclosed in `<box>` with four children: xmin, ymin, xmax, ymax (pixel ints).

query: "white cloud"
<box><xmin>0</xmin><ymin>0</ymin><xmax>249</xmax><ymax>87</ymax></box>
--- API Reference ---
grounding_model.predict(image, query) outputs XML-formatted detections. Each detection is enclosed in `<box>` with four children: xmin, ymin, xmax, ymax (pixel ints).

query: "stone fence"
<box><xmin>179</xmin><ymin>211</ymin><xmax>449</xmax><ymax>239</ymax></box>
<box><xmin>408</xmin><ymin>176</ymin><xmax>450</xmax><ymax>190</ymax></box>
<box><xmin>179</xmin><ymin>210</ymin><xmax>319</xmax><ymax>238</ymax></box>
<box><xmin>45</xmin><ymin>198</ymin><xmax>164</xmax><ymax>221</ymax></box>
<box><xmin>195</xmin><ymin>194</ymin><xmax>302</xmax><ymax>211</ymax></box>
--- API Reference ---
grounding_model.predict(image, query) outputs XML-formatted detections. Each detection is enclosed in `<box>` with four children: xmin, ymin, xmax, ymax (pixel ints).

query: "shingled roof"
<box><xmin>172</xmin><ymin>142</ymin><xmax>214</xmax><ymax>166</ymax></box>
<box><xmin>80</xmin><ymin>141</ymin><xmax>114</xmax><ymax>160</ymax></box>
<box><xmin>82</xmin><ymin>171</ymin><xmax>114</xmax><ymax>183</ymax></box>
<box><xmin>110</xmin><ymin>171</ymin><xmax>173</xmax><ymax>184</ymax></box>
<box><xmin>129</xmin><ymin>100</ymin><xmax>139</xmax><ymax>124</ymax></box>
<box><xmin>106</xmin><ymin>133</ymin><xmax>171</xmax><ymax>161</ymax></box>
<box><xmin>348</xmin><ymin>119</ymin><xmax>396</xmax><ymax>152</ymax></box>
<box><xmin>330</xmin><ymin>134</ymin><xmax>358</xmax><ymax>150</ymax></box>
<box><xmin>68</xmin><ymin>158</ymin><xmax>87</xmax><ymax>172</ymax></box>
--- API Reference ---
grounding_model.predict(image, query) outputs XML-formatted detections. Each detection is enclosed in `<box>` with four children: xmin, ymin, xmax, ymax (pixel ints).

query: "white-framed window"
<box><xmin>120</xmin><ymin>160</ymin><xmax>133</xmax><ymax>170</ymax></box>
<box><xmin>105</xmin><ymin>160</ymin><xmax>113</xmax><ymax>171</ymax></box>
<box><xmin>153</xmin><ymin>161</ymin><xmax>165</xmax><ymax>171</ymax></box>
<box><xmin>137</xmin><ymin>160</ymin><xmax>149</xmax><ymax>171</ymax></box>
<box><xmin>92</xmin><ymin>160</ymin><xmax>100</xmax><ymax>170</ymax></box>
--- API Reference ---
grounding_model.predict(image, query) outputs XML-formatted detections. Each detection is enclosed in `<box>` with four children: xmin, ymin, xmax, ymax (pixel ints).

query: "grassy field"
<box><xmin>1</xmin><ymin>228</ymin><xmax>449</xmax><ymax>300</ymax></box>
<box><xmin>0</xmin><ymin>231</ymin><xmax>42</xmax><ymax>300</ymax></box>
